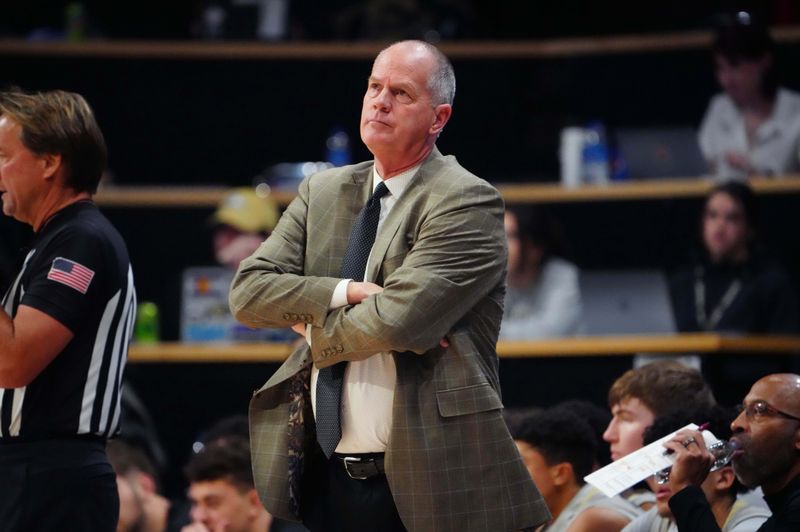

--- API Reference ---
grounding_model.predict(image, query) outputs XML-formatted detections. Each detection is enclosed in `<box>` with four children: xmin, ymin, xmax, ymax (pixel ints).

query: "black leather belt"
<box><xmin>333</xmin><ymin>453</ymin><xmax>385</xmax><ymax>480</ymax></box>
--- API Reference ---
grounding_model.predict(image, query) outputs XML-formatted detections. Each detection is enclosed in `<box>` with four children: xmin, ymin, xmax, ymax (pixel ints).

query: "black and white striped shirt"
<box><xmin>1</xmin><ymin>201</ymin><xmax>135</xmax><ymax>440</ymax></box>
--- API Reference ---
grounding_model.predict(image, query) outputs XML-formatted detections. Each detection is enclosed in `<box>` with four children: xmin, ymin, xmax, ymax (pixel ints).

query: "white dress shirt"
<box><xmin>310</xmin><ymin>164</ymin><xmax>418</xmax><ymax>453</ymax></box>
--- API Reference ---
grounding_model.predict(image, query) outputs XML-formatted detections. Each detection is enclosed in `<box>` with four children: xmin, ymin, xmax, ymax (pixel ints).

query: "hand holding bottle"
<box><xmin>660</xmin><ymin>427</ymin><xmax>738</xmax><ymax>493</ymax></box>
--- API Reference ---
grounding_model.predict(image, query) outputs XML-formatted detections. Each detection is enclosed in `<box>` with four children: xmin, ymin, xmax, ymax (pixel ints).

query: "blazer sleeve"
<box><xmin>229</xmin><ymin>175</ymin><xmax>341</xmax><ymax>329</ymax></box>
<box><xmin>309</xmin><ymin>178</ymin><xmax>507</xmax><ymax>368</ymax></box>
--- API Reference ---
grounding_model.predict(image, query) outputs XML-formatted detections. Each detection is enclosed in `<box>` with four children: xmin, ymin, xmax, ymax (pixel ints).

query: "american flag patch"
<box><xmin>47</xmin><ymin>257</ymin><xmax>95</xmax><ymax>294</ymax></box>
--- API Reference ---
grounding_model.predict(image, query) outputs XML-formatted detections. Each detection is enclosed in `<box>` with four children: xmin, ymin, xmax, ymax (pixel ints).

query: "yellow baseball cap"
<box><xmin>211</xmin><ymin>187</ymin><xmax>279</xmax><ymax>234</ymax></box>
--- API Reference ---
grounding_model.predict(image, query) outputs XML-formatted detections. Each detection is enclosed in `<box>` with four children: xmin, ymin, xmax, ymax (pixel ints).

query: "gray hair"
<box><xmin>377</xmin><ymin>40</ymin><xmax>456</xmax><ymax>106</ymax></box>
<box><xmin>424</xmin><ymin>43</ymin><xmax>456</xmax><ymax>106</ymax></box>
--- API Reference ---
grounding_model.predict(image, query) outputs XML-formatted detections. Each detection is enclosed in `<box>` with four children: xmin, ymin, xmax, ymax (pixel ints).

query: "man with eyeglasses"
<box><xmin>660</xmin><ymin>373</ymin><xmax>800</xmax><ymax>531</ymax></box>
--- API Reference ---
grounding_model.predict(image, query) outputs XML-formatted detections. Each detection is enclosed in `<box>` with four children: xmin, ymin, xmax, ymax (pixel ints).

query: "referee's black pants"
<box><xmin>0</xmin><ymin>437</ymin><xmax>118</xmax><ymax>531</ymax></box>
<box><xmin>301</xmin><ymin>444</ymin><xmax>406</xmax><ymax>532</ymax></box>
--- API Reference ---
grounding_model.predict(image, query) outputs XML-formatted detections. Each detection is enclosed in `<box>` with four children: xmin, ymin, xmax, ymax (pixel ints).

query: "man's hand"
<box><xmin>346</xmin><ymin>281</ymin><xmax>384</xmax><ymax>304</ymax></box>
<box><xmin>724</xmin><ymin>151</ymin><xmax>757</xmax><ymax>174</ymax></box>
<box><xmin>291</xmin><ymin>323</ymin><xmax>307</xmax><ymax>337</ymax></box>
<box><xmin>663</xmin><ymin>429</ymin><xmax>714</xmax><ymax>494</ymax></box>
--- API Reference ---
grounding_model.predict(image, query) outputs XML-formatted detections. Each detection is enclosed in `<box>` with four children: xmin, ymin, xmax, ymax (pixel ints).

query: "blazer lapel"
<box><xmin>330</xmin><ymin>166</ymin><xmax>373</xmax><ymax>277</ymax></box>
<box><xmin>366</xmin><ymin>150</ymin><xmax>441</xmax><ymax>282</ymax></box>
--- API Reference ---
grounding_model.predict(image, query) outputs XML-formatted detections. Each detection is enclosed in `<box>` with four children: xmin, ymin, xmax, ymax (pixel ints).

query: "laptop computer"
<box><xmin>615</xmin><ymin>127</ymin><xmax>708</xmax><ymax>179</ymax></box>
<box><xmin>579</xmin><ymin>269</ymin><xmax>676</xmax><ymax>336</ymax></box>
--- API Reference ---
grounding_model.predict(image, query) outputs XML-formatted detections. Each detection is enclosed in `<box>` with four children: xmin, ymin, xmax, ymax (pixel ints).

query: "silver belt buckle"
<box><xmin>342</xmin><ymin>456</ymin><xmax>369</xmax><ymax>480</ymax></box>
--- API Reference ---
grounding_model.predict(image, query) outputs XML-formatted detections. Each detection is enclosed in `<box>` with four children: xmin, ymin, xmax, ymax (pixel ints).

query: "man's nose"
<box><xmin>602</xmin><ymin>422</ymin><xmax>616</xmax><ymax>442</ymax></box>
<box><xmin>731</xmin><ymin>409</ymin><xmax>747</xmax><ymax>433</ymax></box>
<box><xmin>373</xmin><ymin>88</ymin><xmax>391</xmax><ymax>111</ymax></box>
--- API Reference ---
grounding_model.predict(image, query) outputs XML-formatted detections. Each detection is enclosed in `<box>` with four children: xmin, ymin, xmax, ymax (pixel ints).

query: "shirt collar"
<box><xmin>372</xmin><ymin>163</ymin><xmax>420</xmax><ymax>199</ymax></box>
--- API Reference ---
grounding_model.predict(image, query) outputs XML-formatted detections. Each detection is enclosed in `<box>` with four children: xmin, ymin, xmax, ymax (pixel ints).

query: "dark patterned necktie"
<box><xmin>316</xmin><ymin>181</ymin><xmax>389</xmax><ymax>458</ymax></box>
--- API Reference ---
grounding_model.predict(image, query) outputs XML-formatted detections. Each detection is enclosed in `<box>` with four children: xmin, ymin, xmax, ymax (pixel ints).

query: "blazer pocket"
<box><xmin>436</xmin><ymin>382</ymin><xmax>503</xmax><ymax>418</ymax></box>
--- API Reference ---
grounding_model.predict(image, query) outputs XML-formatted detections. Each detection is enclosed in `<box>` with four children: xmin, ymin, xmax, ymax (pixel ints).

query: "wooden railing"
<box><xmin>94</xmin><ymin>176</ymin><xmax>800</xmax><ymax>208</ymax></box>
<box><xmin>127</xmin><ymin>334</ymin><xmax>800</xmax><ymax>363</ymax></box>
<box><xmin>1</xmin><ymin>27</ymin><xmax>800</xmax><ymax>60</ymax></box>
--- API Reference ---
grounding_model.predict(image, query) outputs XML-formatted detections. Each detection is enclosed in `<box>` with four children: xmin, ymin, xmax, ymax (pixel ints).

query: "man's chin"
<box><xmin>733</xmin><ymin>467</ymin><xmax>757</xmax><ymax>489</ymax></box>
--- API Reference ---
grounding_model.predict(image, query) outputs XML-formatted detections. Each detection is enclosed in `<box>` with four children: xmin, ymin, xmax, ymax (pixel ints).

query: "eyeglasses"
<box><xmin>736</xmin><ymin>400</ymin><xmax>800</xmax><ymax>422</ymax></box>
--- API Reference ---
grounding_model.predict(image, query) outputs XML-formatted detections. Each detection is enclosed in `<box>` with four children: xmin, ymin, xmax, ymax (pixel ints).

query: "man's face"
<box><xmin>702</xmin><ymin>191</ymin><xmax>749</xmax><ymax>263</ymax></box>
<box><xmin>714</xmin><ymin>54</ymin><xmax>769</xmax><ymax>107</ymax></box>
<box><xmin>730</xmin><ymin>376</ymin><xmax>800</xmax><ymax>492</ymax></box>
<box><xmin>647</xmin><ymin>468</ymin><xmax>728</xmax><ymax>518</ymax></box>
<box><xmin>603</xmin><ymin>397</ymin><xmax>655</xmax><ymax>461</ymax></box>
<box><xmin>213</xmin><ymin>226</ymin><xmax>264</xmax><ymax>270</ymax></box>
<box><xmin>515</xmin><ymin>440</ymin><xmax>557</xmax><ymax>511</ymax></box>
<box><xmin>116</xmin><ymin>475</ymin><xmax>144</xmax><ymax>532</ymax></box>
<box><xmin>0</xmin><ymin>116</ymin><xmax>48</xmax><ymax>226</ymax></box>
<box><xmin>188</xmin><ymin>479</ymin><xmax>259</xmax><ymax>532</ymax></box>
<box><xmin>360</xmin><ymin>43</ymin><xmax>449</xmax><ymax>168</ymax></box>
<box><xmin>504</xmin><ymin>212</ymin><xmax>521</xmax><ymax>273</ymax></box>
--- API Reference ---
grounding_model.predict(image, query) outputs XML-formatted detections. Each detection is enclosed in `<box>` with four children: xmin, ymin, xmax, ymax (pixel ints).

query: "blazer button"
<box><xmin>282</xmin><ymin>313</ymin><xmax>290</xmax><ymax>320</ymax></box>
<box><xmin>335</xmin><ymin>345</ymin><xmax>344</xmax><ymax>353</ymax></box>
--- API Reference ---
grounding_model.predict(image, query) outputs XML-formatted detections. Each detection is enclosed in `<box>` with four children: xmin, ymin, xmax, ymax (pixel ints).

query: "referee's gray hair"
<box><xmin>377</xmin><ymin>40</ymin><xmax>456</xmax><ymax>106</ymax></box>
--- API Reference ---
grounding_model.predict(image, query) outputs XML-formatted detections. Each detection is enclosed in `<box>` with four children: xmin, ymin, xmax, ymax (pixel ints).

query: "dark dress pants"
<box><xmin>0</xmin><ymin>438</ymin><xmax>119</xmax><ymax>531</ymax></box>
<box><xmin>301</xmin><ymin>444</ymin><xmax>405</xmax><ymax>532</ymax></box>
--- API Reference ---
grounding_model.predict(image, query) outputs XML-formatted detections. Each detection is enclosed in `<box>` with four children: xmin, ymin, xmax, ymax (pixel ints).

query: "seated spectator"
<box><xmin>603</xmin><ymin>361</ymin><xmax>717</xmax><ymax>509</ymax></box>
<box><xmin>211</xmin><ymin>187</ymin><xmax>279</xmax><ymax>271</ymax></box>
<box><xmin>192</xmin><ymin>414</ymin><xmax>250</xmax><ymax>453</ymax></box>
<box><xmin>662</xmin><ymin>373</ymin><xmax>800</xmax><ymax>531</ymax></box>
<box><xmin>511</xmin><ymin>408</ymin><xmax>641</xmax><ymax>531</ymax></box>
<box><xmin>669</xmin><ymin>181</ymin><xmax>799</xmax><ymax>334</ymax></box>
<box><xmin>108</xmin><ymin>439</ymin><xmax>190</xmax><ymax>532</ymax></box>
<box><xmin>501</xmin><ymin>205</ymin><xmax>582</xmax><ymax>339</ymax></box>
<box><xmin>698</xmin><ymin>12</ymin><xmax>800</xmax><ymax>179</ymax></box>
<box><xmin>622</xmin><ymin>406</ymin><xmax>770</xmax><ymax>532</ymax></box>
<box><xmin>553</xmin><ymin>399</ymin><xmax>613</xmax><ymax>468</ymax></box>
<box><xmin>181</xmin><ymin>188</ymin><xmax>294</xmax><ymax>342</ymax></box>
<box><xmin>183</xmin><ymin>437</ymin><xmax>306</xmax><ymax>532</ymax></box>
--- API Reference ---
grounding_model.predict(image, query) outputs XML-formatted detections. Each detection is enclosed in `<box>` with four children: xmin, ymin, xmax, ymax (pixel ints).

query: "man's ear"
<box><xmin>246</xmin><ymin>488</ymin><xmax>264</xmax><ymax>517</ymax></box>
<box><xmin>550</xmin><ymin>461</ymin><xmax>575</xmax><ymax>488</ymax></box>
<box><xmin>40</xmin><ymin>153</ymin><xmax>62</xmax><ymax>180</ymax></box>
<box><xmin>135</xmin><ymin>471</ymin><xmax>158</xmax><ymax>495</ymax></box>
<box><xmin>713</xmin><ymin>466</ymin><xmax>736</xmax><ymax>492</ymax></box>
<box><xmin>430</xmin><ymin>104</ymin><xmax>452</xmax><ymax>136</ymax></box>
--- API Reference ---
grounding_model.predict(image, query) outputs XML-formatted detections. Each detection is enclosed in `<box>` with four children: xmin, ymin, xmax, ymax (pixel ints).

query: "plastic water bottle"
<box><xmin>581</xmin><ymin>122</ymin><xmax>610</xmax><ymax>185</ymax></box>
<box><xmin>655</xmin><ymin>430</ymin><xmax>739</xmax><ymax>485</ymax></box>
<box><xmin>134</xmin><ymin>301</ymin><xmax>160</xmax><ymax>344</ymax></box>
<box><xmin>325</xmin><ymin>127</ymin><xmax>351</xmax><ymax>167</ymax></box>
<box><xmin>65</xmin><ymin>3</ymin><xmax>86</xmax><ymax>42</ymax></box>
<box><xmin>611</xmin><ymin>147</ymin><xmax>630</xmax><ymax>181</ymax></box>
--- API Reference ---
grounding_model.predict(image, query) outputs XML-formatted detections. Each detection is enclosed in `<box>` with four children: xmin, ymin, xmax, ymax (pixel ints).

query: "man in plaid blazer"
<box><xmin>230</xmin><ymin>40</ymin><xmax>549</xmax><ymax>532</ymax></box>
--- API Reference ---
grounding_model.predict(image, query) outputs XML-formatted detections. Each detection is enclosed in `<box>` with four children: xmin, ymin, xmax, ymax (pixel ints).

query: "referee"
<box><xmin>0</xmin><ymin>89</ymin><xmax>135</xmax><ymax>530</ymax></box>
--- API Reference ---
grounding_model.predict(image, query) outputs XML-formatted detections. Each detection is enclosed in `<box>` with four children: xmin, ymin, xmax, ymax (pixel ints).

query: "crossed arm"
<box><xmin>230</xmin><ymin>174</ymin><xmax>506</xmax><ymax>367</ymax></box>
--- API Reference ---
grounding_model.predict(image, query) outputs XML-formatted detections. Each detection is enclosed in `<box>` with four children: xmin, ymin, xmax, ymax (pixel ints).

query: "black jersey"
<box><xmin>0</xmin><ymin>201</ymin><xmax>135</xmax><ymax>440</ymax></box>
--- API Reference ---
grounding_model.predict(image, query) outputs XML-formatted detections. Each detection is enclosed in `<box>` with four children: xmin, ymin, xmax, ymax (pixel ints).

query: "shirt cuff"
<box><xmin>331</xmin><ymin>279</ymin><xmax>351</xmax><ymax>309</ymax></box>
<box><xmin>305</xmin><ymin>324</ymin><xmax>312</xmax><ymax>347</ymax></box>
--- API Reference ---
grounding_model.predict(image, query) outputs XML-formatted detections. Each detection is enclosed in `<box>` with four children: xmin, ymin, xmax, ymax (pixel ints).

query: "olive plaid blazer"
<box><xmin>230</xmin><ymin>148</ymin><xmax>550</xmax><ymax>532</ymax></box>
